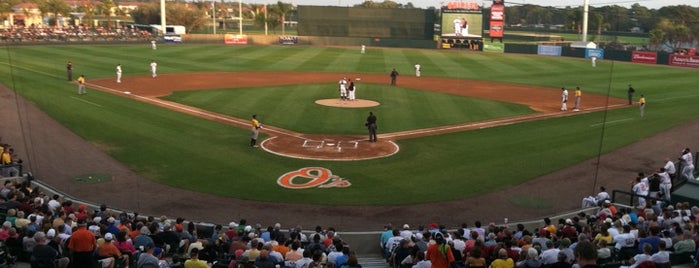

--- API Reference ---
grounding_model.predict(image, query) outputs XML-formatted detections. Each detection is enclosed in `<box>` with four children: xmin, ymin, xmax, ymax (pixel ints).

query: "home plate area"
<box><xmin>261</xmin><ymin>135</ymin><xmax>398</xmax><ymax>161</ymax></box>
<box><xmin>302</xmin><ymin>139</ymin><xmax>359</xmax><ymax>152</ymax></box>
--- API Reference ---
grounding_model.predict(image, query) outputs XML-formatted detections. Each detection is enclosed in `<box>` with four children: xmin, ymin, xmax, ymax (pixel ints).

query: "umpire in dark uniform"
<box><xmin>366</xmin><ymin>112</ymin><xmax>377</xmax><ymax>142</ymax></box>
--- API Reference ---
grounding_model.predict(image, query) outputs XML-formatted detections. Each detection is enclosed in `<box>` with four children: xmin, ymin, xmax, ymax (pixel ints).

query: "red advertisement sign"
<box><xmin>490</xmin><ymin>4</ymin><xmax>504</xmax><ymax>21</ymax></box>
<box><xmin>446</xmin><ymin>1</ymin><xmax>479</xmax><ymax>10</ymax></box>
<box><xmin>224</xmin><ymin>33</ymin><xmax>248</xmax><ymax>45</ymax></box>
<box><xmin>669</xmin><ymin>54</ymin><xmax>699</xmax><ymax>68</ymax></box>
<box><xmin>489</xmin><ymin>20</ymin><xmax>504</xmax><ymax>38</ymax></box>
<box><xmin>631</xmin><ymin>51</ymin><xmax>657</xmax><ymax>64</ymax></box>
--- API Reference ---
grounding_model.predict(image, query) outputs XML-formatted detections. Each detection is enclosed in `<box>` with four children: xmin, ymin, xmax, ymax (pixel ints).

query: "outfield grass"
<box><xmin>0</xmin><ymin>44</ymin><xmax>697</xmax><ymax>205</ymax></box>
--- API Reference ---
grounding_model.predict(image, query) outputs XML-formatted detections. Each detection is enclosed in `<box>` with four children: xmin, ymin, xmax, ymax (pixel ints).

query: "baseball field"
<box><xmin>0</xmin><ymin>43</ymin><xmax>698</xmax><ymax>228</ymax></box>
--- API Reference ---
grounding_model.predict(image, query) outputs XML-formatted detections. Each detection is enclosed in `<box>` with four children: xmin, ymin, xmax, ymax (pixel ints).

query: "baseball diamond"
<box><xmin>1</xmin><ymin>44</ymin><xmax>698</xmax><ymax>231</ymax></box>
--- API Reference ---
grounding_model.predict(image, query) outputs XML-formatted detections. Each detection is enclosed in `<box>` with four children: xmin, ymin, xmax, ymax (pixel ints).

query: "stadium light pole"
<box><xmin>582</xmin><ymin>0</ymin><xmax>589</xmax><ymax>42</ymax></box>
<box><xmin>238</xmin><ymin>0</ymin><xmax>243</xmax><ymax>35</ymax></box>
<box><xmin>213</xmin><ymin>0</ymin><xmax>216</xmax><ymax>35</ymax></box>
<box><xmin>160</xmin><ymin>0</ymin><xmax>166</xmax><ymax>36</ymax></box>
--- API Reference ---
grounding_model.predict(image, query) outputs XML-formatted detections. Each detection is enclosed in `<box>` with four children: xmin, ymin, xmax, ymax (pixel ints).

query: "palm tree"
<box><xmin>273</xmin><ymin>1</ymin><xmax>292</xmax><ymax>35</ymax></box>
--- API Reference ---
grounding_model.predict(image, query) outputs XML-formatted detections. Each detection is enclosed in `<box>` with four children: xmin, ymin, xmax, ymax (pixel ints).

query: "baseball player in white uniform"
<box><xmin>414</xmin><ymin>63</ymin><xmax>421</xmax><ymax>77</ymax></box>
<box><xmin>151</xmin><ymin>40</ymin><xmax>157</xmax><ymax>50</ymax></box>
<box><xmin>561</xmin><ymin>87</ymin><xmax>568</xmax><ymax>111</ymax></box>
<box><xmin>348</xmin><ymin>79</ymin><xmax>356</xmax><ymax>101</ymax></box>
<box><xmin>150</xmin><ymin>60</ymin><xmax>157</xmax><ymax>78</ymax></box>
<box><xmin>453</xmin><ymin>18</ymin><xmax>463</xmax><ymax>36</ymax></box>
<box><xmin>339</xmin><ymin>77</ymin><xmax>348</xmax><ymax>100</ymax></box>
<box><xmin>116</xmin><ymin>64</ymin><xmax>122</xmax><ymax>83</ymax></box>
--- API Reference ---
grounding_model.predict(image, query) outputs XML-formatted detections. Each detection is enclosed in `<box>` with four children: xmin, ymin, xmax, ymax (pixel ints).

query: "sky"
<box><xmin>247</xmin><ymin>0</ymin><xmax>697</xmax><ymax>10</ymax></box>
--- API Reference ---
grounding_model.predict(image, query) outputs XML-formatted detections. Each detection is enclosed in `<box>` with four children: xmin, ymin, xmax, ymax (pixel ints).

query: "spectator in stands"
<box><xmin>335</xmin><ymin>247</ymin><xmax>351</xmax><ymax>267</ymax></box>
<box><xmin>650</xmin><ymin>240</ymin><xmax>670</xmax><ymax>264</ymax></box>
<box><xmin>549</xmin><ymin>252</ymin><xmax>572</xmax><ymax>268</ymax></box>
<box><xmin>68</xmin><ymin>219</ymin><xmax>97</xmax><ymax>268</ymax></box>
<box><xmin>515</xmin><ymin>248</ymin><xmax>541</xmax><ymax>268</ymax></box>
<box><xmin>340</xmin><ymin>254</ymin><xmax>362</xmax><ymax>268</ymax></box>
<box><xmin>295</xmin><ymin>248</ymin><xmax>314</xmax><ymax>268</ymax></box>
<box><xmin>638</xmin><ymin>227</ymin><xmax>661</xmax><ymax>254</ymax></box>
<box><xmin>426</xmin><ymin>233</ymin><xmax>454</xmax><ymax>268</ymax></box>
<box><xmin>672</xmin><ymin>230</ymin><xmax>696</xmax><ymax>254</ymax></box>
<box><xmin>621</xmin><ymin>243</ymin><xmax>652</xmax><ymax>268</ymax></box>
<box><xmin>414</xmin><ymin>251</ymin><xmax>431</xmax><ymax>268</ymax></box>
<box><xmin>30</xmin><ymin>231</ymin><xmax>68</xmax><ymax>268</ymax></box>
<box><xmin>185</xmin><ymin>247</ymin><xmax>209</xmax><ymax>268</ymax></box>
<box><xmin>328</xmin><ymin>241</ymin><xmax>345</xmax><ymax>265</ymax></box>
<box><xmin>133</xmin><ymin>225</ymin><xmax>154</xmax><ymax>251</ymax></box>
<box><xmin>490</xmin><ymin>248</ymin><xmax>514</xmax><ymax>268</ymax></box>
<box><xmin>539</xmin><ymin>240</ymin><xmax>559</xmax><ymax>265</ymax></box>
<box><xmin>137</xmin><ymin>243</ymin><xmax>159</xmax><ymax>267</ymax></box>
<box><xmin>596</xmin><ymin>240</ymin><xmax>611</xmax><ymax>260</ymax></box>
<box><xmin>97</xmin><ymin>232</ymin><xmax>129</xmax><ymax>268</ymax></box>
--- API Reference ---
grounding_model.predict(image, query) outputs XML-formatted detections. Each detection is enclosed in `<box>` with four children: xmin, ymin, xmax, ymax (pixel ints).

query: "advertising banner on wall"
<box><xmin>537</xmin><ymin>45</ymin><xmax>562</xmax><ymax>56</ymax></box>
<box><xmin>631</xmin><ymin>51</ymin><xmax>657</xmax><ymax>64</ymax></box>
<box><xmin>669</xmin><ymin>54</ymin><xmax>699</xmax><ymax>68</ymax></box>
<box><xmin>224</xmin><ymin>33</ymin><xmax>248</xmax><ymax>45</ymax></box>
<box><xmin>489</xmin><ymin>21</ymin><xmax>504</xmax><ymax>38</ymax></box>
<box><xmin>585</xmin><ymin>48</ymin><xmax>604</xmax><ymax>59</ymax></box>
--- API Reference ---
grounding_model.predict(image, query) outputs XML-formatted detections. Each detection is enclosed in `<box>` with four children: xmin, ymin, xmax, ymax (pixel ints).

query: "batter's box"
<box><xmin>338</xmin><ymin>141</ymin><xmax>359</xmax><ymax>149</ymax></box>
<box><xmin>302</xmin><ymin>140</ymin><xmax>324</xmax><ymax>148</ymax></box>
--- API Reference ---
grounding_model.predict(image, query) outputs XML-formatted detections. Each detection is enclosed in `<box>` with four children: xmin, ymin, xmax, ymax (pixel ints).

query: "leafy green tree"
<box><xmin>35</xmin><ymin>0</ymin><xmax>70</xmax><ymax>26</ymax></box>
<box><xmin>166</xmin><ymin>3</ymin><xmax>206</xmax><ymax>33</ymax></box>
<box><xmin>648</xmin><ymin>28</ymin><xmax>664</xmax><ymax>50</ymax></box>
<box><xmin>97</xmin><ymin>0</ymin><xmax>115</xmax><ymax>28</ymax></box>
<box><xmin>270</xmin><ymin>1</ymin><xmax>293</xmax><ymax>35</ymax></box>
<box><xmin>130</xmin><ymin>2</ymin><xmax>159</xmax><ymax>25</ymax></box>
<box><xmin>1</xmin><ymin>0</ymin><xmax>21</xmax><ymax>21</ymax></box>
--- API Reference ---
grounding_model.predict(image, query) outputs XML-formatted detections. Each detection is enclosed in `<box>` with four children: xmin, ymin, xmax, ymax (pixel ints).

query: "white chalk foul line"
<box><xmin>69</xmin><ymin>96</ymin><xmax>104</xmax><ymax>107</ymax></box>
<box><xmin>85</xmin><ymin>83</ymin><xmax>302</xmax><ymax>139</ymax></box>
<box><xmin>589</xmin><ymin>118</ymin><xmax>633</xmax><ymax>127</ymax></box>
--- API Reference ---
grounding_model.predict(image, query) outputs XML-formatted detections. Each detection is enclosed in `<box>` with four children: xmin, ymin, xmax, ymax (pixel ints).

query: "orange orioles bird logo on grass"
<box><xmin>277</xmin><ymin>167</ymin><xmax>351</xmax><ymax>189</ymax></box>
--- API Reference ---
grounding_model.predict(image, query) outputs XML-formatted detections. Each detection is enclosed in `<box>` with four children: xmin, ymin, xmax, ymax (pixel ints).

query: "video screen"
<box><xmin>441</xmin><ymin>11</ymin><xmax>482</xmax><ymax>38</ymax></box>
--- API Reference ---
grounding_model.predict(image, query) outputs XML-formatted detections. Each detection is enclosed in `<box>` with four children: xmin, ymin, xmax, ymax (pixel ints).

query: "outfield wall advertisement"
<box><xmin>668</xmin><ymin>54</ymin><xmax>699</xmax><ymax>68</ymax></box>
<box><xmin>537</xmin><ymin>45</ymin><xmax>562</xmax><ymax>56</ymax></box>
<box><xmin>631</xmin><ymin>51</ymin><xmax>657</xmax><ymax>64</ymax></box>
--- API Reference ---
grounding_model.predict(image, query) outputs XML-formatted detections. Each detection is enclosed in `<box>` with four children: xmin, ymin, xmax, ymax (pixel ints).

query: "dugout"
<box><xmin>297</xmin><ymin>6</ymin><xmax>436</xmax><ymax>48</ymax></box>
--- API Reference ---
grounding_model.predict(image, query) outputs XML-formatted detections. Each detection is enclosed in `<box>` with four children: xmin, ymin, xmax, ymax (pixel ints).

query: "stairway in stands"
<box><xmin>359</xmin><ymin>256</ymin><xmax>389</xmax><ymax>268</ymax></box>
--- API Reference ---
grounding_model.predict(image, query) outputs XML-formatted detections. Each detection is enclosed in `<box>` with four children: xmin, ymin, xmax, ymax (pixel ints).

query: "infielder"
<box><xmin>414</xmin><ymin>63</ymin><xmax>421</xmax><ymax>77</ymax></box>
<box><xmin>77</xmin><ymin>75</ymin><xmax>86</xmax><ymax>95</ymax></box>
<box><xmin>150</xmin><ymin>60</ymin><xmax>158</xmax><ymax>78</ymax></box>
<box><xmin>573</xmin><ymin>87</ymin><xmax>581</xmax><ymax>111</ymax></box>
<box><xmin>250</xmin><ymin>114</ymin><xmax>262</xmax><ymax>148</ymax></box>
<box><xmin>338</xmin><ymin>77</ymin><xmax>347</xmax><ymax>100</ymax></box>
<box><xmin>116</xmin><ymin>64</ymin><xmax>122</xmax><ymax>83</ymax></box>
<box><xmin>561</xmin><ymin>87</ymin><xmax>568</xmax><ymax>111</ymax></box>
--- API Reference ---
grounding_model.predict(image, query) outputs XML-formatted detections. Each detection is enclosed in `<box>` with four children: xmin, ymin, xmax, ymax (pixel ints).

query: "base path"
<box><xmin>90</xmin><ymin>72</ymin><xmax>627</xmax><ymax>161</ymax></box>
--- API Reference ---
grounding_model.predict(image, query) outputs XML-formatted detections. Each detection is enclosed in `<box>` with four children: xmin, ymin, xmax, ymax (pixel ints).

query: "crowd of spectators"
<box><xmin>381</xmin><ymin>197</ymin><xmax>699</xmax><ymax>268</ymax></box>
<box><xmin>0</xmin><ymin>174</ymin><xmax>363</xmax><ymax>268</ymax></box>
<box><xmin>0</xmin><ymin>24</ymin><xmax>154</xmax><ymax>43</ymax></box>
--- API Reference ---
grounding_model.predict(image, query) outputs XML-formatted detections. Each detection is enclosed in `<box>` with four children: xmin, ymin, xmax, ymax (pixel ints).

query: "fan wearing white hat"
<box><xmin>399</xmin><ymin>224</ymin><xmax>413</xmax><ymax>240</ymax></box>
<box><xmin>97</xmin><ymin>232</ymin><xmax>130</xmax><ymax>268</ymax></box>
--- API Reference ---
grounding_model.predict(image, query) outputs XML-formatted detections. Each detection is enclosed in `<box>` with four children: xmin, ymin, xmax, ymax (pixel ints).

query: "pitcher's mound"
<box><xmin>315</xmin><ymin>99</ymin><xmax>380</xmax><ymax>108</ymax></box>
